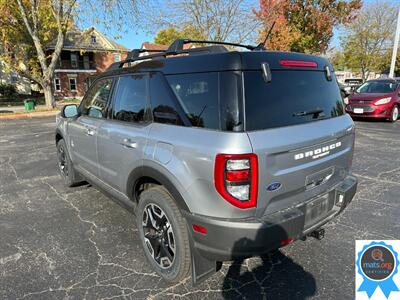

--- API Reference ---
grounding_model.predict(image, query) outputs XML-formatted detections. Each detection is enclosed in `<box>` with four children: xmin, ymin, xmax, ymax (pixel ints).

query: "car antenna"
<box><xmin>253</xmin><ymin>21</ymin><xmax>276</xmax><ymax>51</ymax></box>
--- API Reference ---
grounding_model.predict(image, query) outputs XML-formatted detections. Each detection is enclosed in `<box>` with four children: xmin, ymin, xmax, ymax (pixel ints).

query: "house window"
<box><xmin>54</xmin><ymin>78</ymin><xmax>61</xmax><ymax>92</ymax></box>
<box><xmin>70</xmin><ymin>53</ymin><xmax>78</xmax><ymax>68</ymax></box>
<box><xmin>11</xmin><ymin>73</ymin><xmax>18</xmax><ymax>83</ymax></box>
<box><xmin>83</xmin><ymin>55</ymin><xmax>90</xmax><ymax>69</ymax></box>
<box><xmin>69</xmin><ymin>78</ymin><xmax>77</xmax><ymax>91</ymax></box>
<box><xmin>114</xmin><ymin>54</ymin><xmax>121</xmax><ymax>62</ymax></box>
<box><xmin>91</xmin><ymin>35</ymin><xmax>96</xmax><ymax>43</ymax></box>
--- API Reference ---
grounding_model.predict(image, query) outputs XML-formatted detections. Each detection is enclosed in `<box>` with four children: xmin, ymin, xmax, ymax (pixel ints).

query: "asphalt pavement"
<box><xmin>0</xmin><ymin>117</ymin><xmax>399</xmax><ymax>300</ymax></box>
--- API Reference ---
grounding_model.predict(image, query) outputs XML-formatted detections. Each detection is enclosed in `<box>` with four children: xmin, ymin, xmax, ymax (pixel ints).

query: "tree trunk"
<box><xmin>42</xmin><ymin>81</ymin><xmax>55</xmax><ymax>109</ymax></box>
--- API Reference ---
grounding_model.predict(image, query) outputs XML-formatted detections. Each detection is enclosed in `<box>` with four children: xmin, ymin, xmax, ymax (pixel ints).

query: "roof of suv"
<box><xmin>97</xmin><ymin>40</ymin><xmax>332</xmax><ymax>79</ymax></box>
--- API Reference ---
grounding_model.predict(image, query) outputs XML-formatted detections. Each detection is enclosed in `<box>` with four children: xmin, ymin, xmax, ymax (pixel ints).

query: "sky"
<box><xmin>81</xmin><ymin>0</ymin><xmax>399</xmax><ymax>51</ymax></box>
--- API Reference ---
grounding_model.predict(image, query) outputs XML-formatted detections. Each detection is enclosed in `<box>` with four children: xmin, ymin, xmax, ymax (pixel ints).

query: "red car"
<box><xmin>345</xmin><ymin>78</ymin><xmax>399</xmax><ymax>122</ymax></box>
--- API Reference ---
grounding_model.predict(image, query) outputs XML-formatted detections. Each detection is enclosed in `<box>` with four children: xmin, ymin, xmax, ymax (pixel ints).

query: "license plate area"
<box><xmin>353</xmin><ymin>108</ymin><xmax>364</xmax><ymax>114</ymax></box>
<box><xmin>304</xmin><ymin>194</ymin><xmax>331</xmax><ymax>228</ymax></box>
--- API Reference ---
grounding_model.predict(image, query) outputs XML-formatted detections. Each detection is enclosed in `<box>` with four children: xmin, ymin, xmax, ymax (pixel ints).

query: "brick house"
<box><xmin>139</xmin><ymin>42</ymin><xmax>194</xmax><ymax>56</ymax></box>
<box><xmin>140</xmin><ymin>42</ymin><xmax>168</xmax><ymax>56</ymax></box>
<box><xmin>46</xmin><ymin>27</ymin><xmax>128</xmax><ymax>99</ymax></box>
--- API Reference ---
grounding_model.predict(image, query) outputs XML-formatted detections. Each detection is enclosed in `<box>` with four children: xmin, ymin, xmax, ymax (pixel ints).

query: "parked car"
<box><xmin>345</xmin><ymin>78</ymin><xmax>399</xmax><ymax>122</ymax></box>
<box><xmin>55</xmin><ymin>39</ymin><xmax>357</xmax><ymax>285</ymax></box>
<box><xmin>343</xmin><ymin>78</ymin><xmax>363</xmax><ymax>95</ymax></box>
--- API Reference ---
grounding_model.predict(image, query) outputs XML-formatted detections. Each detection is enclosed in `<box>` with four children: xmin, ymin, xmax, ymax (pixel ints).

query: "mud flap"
<box><xmin>189</xmin><ymin>237</ymin><xmax>220</xmax><ymax>286</ymax></box>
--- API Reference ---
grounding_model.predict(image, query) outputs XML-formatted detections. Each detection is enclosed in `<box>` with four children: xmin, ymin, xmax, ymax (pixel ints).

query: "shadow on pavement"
<box><xmin>222</xmin><ymin>250</ymin><xmax>316</xmax><ymax>299</ymax></box>
<box><xmin>221</xmin><ymin>224</ymin><xmax>316</xmax><ymax>299</ymax></box>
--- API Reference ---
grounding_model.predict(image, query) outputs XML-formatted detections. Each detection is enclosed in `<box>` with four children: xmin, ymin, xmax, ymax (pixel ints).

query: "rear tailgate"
<box><xmin>243</xmin><ymin>67</ymin><xmax>355</xmax><ymax>217</ymax></box>
<box><xmin>247</xmin><ymin>115</ymin><xmax>355</xmax><ymax>217</ymax></box>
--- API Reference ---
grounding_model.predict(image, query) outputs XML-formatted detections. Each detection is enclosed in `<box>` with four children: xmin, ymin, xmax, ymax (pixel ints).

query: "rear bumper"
<box><xmin>184</xmin><ymin>175</ymin><xmax>357</xmax><ymax>261</ymax></box>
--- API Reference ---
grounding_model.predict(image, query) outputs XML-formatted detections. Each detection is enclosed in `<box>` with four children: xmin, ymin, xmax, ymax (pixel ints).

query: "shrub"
<box><xmin>0</xmin><ymin>83</ymin><xmax>16</xmax><ymax>97</ymax></box>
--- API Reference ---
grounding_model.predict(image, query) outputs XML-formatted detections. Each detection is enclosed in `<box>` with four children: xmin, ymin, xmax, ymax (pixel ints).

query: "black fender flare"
<box><xmin>55</xmin><ymin>129</ymin><xmax>63</xmax><ymax>143</ymax></box>
<box><xmin>126</xmin><ymin>165</ymin><xmax>190</xmax><ymax>212</ymax></box>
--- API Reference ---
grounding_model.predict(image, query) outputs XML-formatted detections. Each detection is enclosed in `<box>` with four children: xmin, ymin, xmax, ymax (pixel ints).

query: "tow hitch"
<box><xmin>308</xmin><ymin>228</ymin><xmax>325</xmax><ymax>240</ymax></box>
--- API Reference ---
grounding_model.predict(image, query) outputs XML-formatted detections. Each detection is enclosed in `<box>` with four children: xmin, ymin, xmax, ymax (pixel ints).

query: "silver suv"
<box><xmin>56</xmin><ymin>39</ymin><xmax>357</xmax><ymax>284</ymax></box>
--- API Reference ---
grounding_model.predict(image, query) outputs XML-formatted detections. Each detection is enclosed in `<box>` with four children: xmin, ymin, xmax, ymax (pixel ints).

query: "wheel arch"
<box><xmin>127</xmin><ymin>165</ymin><xmax>190</xmax><ymax>212</ymax></box>
<box><xmin>55</xmin><ymin>129</ymin><xmax>63</xmax><ymax>144</ymax></box>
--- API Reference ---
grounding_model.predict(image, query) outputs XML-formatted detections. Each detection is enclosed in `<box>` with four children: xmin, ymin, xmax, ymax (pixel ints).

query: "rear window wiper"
<box><xmin>293</xmin><ymin>108</ymin><xmax>325</xmax><ymax>118</ymax></box>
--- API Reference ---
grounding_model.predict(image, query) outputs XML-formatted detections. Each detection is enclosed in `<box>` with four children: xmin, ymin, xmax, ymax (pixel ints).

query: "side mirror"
<box><xmin>62</xmin><ymin>104</ymin><xmax>78</xmax><ymax>118</ymax></box>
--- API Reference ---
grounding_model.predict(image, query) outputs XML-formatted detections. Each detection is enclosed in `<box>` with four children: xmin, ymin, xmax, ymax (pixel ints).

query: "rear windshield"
<box><xmin>244</xmin><ymin>70</ymin><xmax>344</xmax><ymax>131</ymax></box>
<box><xmin>356</xmin><ymin>81</ymin><xmax>397</xmax><ymax>93</ymax></box>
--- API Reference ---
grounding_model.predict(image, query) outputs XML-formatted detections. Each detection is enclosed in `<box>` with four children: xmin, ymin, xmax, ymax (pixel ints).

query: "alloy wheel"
<box><xmin>142</xmin><ymin>203</ymin><xmax>176</xmax><ymax>269</ymax></box>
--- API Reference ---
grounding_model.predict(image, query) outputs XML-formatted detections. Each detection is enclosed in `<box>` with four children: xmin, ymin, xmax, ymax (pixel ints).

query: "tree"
<box><xmin>340</xmin><ymin>1</ymin><xmax>397</xmax><ymax>81</ymax></box>
<box><xmin>154</xmin><ymin>25</ymin><xmax>205</xmax><ymax>45</ymax></box>
<box><xmin>0</xmin><ymin>0</ymin><xmax>142</xmax><ymax>109</ymax></box>
<box><xmin>153</xmin><ymin>0</ymin><xmax>260</xmax><ymax>44</ymax></box>
<box><xmin>330</xmin><ymin>51</ymin><xmax>347</xmax><ymax>71</ymax></box>
<box><xmin>255</xmin><ymin>0</ymin><xmax>362</xmax><ymax>54</ymax></box>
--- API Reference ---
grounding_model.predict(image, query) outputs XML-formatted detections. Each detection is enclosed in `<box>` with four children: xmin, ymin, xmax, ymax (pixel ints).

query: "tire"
<box><xmin>56</xmin><ymin>139</ymin><xmax>82</xmax><ymax>187</ymax></box>
<box><xmin>136</xmin><ymin>186</ymin><xmax>191</xmax><ymax>282</ymax></box>
<box><xmin>389</xmin><ymin>105</ymin><xmax>399</xmax><ymax>123</ymax></box>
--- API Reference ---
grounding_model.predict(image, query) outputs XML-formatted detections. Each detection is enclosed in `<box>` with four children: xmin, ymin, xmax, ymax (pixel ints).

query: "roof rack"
<box><xmin>167</xmin><ymin>39</ymin><xmax>258</xmax><ymax>52</ymax></box>
<box><xmin>107</xmin><ymin>38</ymin><xmax>260</xmax><ymax>71</ymax></box>
<box><xmin>126</xmin><ymin>48</ymin><xmax>166</xmax><ymax>60</ymax></box>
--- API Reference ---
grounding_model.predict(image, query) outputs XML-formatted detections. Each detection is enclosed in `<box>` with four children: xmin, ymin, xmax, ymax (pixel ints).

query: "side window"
<box><xmin>81</xmin><ymin>78</ymin><xmax>113</xmax><ymax>118</ymax></box>
<box><xmin>112</xmin><ymin>74</ymin><xmax>147</xmax><ymax>123</ymax></box>
<box><xmin>166</xmin><ymin>73</ymin><xmax>219</xmax><ymax>129</ymax></box>
<box><xmin>149</xmin><ymin>73</ymin><xmax>184</xmax><ymax>125</ymax></box>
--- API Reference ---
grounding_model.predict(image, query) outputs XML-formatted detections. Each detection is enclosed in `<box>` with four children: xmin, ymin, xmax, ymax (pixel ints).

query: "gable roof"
<box><xmin>47</xmin><ymin>27</ymin><xmax>128</xmax><ymax>52</ymax></box>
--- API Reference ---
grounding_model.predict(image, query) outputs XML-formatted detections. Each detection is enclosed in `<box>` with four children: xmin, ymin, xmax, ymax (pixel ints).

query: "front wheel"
<box><xmin>389</xmin><ymin>105</ymin><xmax>399</xmax><ymax>123</ymax></box>
<box><xmin>136</xmin><ymin>186</ymin><xmax>191</xmax><ymax>282</ymax></box>
<box><xmin>56</xmin><ymin>139</ymin><xmax>82</xmax><ymax>187</ymax></box>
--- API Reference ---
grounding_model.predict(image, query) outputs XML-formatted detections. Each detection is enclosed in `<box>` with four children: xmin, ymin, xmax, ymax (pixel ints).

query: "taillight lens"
<box><xmin>214</xmin><ymin>154</ymin><xmax>258</xmax><ymax>209</ymax></box>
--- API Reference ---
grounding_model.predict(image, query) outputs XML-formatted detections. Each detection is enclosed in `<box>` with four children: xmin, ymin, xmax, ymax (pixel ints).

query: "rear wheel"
<box><xmin>56</xmin><ymin>139</ymin><xmax>82</xmax><ymax>187</ymax></box>
<box><xmin>389</xmin><ymin>105</ymin><xmax>399</xmax><ymax>122</ymax></box>
<box><xmin>136</xmin><ymin>186</ymin><xmax>191</xmax><ymax>282</ymax></box>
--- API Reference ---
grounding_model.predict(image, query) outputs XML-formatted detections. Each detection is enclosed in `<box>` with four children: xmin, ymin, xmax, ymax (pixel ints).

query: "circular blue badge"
<box><xmin>357</xmin><ymin>241</ymin><xmax>400</xmax><ymax>298</ymax></box>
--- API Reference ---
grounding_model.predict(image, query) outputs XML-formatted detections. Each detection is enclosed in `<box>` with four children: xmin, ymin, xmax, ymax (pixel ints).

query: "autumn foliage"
<box><xmin>256</xmin><ymin>0</ymin><xmax>362</xmax><ymax>54</ymax></box>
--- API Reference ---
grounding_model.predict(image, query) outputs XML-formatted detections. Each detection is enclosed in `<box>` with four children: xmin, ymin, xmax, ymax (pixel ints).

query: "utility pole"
<box><xmin>389</xmin><ymin>6</ymin><xmax>400</xmax><ymax>78</ymax></box>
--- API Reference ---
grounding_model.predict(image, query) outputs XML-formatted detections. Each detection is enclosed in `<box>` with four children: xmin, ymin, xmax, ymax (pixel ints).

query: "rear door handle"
<box><xmin>120</xmin><ymin>138</ymin><xmax>137</xmax><ymax>149</ymax></box>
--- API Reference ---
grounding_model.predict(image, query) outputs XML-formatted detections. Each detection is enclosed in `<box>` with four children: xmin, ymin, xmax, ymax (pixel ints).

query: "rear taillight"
<box><xmin>214</xmin><ymin>154</ymin><xmax>258</xmax><ymax>209</ymax></box>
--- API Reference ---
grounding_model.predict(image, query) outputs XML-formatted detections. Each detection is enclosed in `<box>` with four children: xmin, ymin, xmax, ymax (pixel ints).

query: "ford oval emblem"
<box><xmin>267</xmin><ymin>182</ymin><xmax>282</xmax><ymax>192</ymax></box>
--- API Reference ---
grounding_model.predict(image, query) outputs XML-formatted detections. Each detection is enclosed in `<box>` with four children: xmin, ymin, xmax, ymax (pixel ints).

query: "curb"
<box><xmin>0</xmin><ymin>111</ymin><xmax>59</xmax><ymax>120</ymax></box>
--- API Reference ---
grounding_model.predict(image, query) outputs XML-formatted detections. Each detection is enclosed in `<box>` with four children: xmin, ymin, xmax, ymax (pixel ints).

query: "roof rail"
<box><xmin>106</xmin><ymin>38</ymin><xmax>259</xmax><ymax>71</ymax></box>
<box><xmin>167</xmin><ymin>39</ymin><xmax>257</xmax><ymax>52</ymax></box>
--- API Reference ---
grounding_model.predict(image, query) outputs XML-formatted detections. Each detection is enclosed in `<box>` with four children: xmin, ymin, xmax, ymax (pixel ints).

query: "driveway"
<box><xmin>1</xmin><ymin>117</ymin><xmax>399</xmax><ymax>299</ymax></box>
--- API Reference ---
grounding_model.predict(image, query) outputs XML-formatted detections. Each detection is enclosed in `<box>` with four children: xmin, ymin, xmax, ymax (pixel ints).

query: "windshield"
<box><xmin>244</xmin><ymin>70</ymin><xmax>344</xmax><ymax>131</ymax></box>
<box><xmin>356</xmin><ymin>81</ymin><xmax>397</xmax><ymax>93</ymax></box>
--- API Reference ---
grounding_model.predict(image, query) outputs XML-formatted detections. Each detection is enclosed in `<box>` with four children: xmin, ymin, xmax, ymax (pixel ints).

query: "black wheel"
<box><xmin>137</xmin><ymin>186</ymin><xmax>191</xmax><ymax>282</ymax></box>
<box><xmin>389</xmin><ymin>105</ymin><xmax>399</xmax><ymax>123</ymax></box>
<box><xmin>56</xmin><ymin>139</ymin><xmax>82</xmax><ymax>187</ymax></box>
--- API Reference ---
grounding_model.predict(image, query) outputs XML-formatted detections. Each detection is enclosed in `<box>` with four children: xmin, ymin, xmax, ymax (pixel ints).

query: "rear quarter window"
<box><xmin>244</xmin><ymin>70</ymin><xmax>344</xmax><ymax>131</ymax></box>
<box><xmin>166</xmin><ymin>73</ymin><xmax>220</xmax><ymax>129</ymax></box>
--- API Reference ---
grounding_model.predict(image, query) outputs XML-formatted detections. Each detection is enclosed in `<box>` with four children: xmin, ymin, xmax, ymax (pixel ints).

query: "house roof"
<box><xmin>141</xmin><ymin>42</ymin><xmax>168</xmax><ymax>51</ymax></box>
<box><xmin>140</xmin><ymin>42</ymin><xmax>193</xmax><ymax>51</ymax></box>
<box><xmin>47</xmin><ymin>27</ymin><xmax>128</xmax><ymax>52</ymax></box>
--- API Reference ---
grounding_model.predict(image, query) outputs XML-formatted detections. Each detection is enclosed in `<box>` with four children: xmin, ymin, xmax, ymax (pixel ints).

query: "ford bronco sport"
<box><xmin>55</xmin><ymin>39</ymin><xmax>357</xmax><ymax>285</ymax></box>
